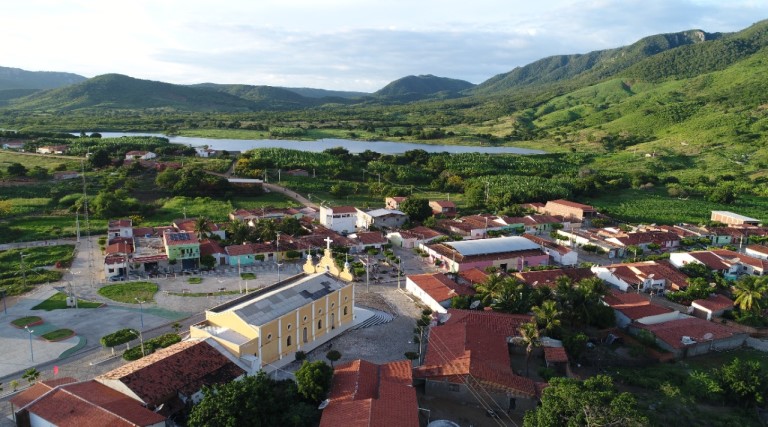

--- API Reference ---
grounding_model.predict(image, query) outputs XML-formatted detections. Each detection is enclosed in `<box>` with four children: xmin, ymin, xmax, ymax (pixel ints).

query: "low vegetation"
<box><xmin>41</xmin><ymin>328</ymin><xmax>75</xmax><ymax>341</ymax></box>
<box><xmin>31</xmin><ymin>292</ymin><xmax>103</xmax><ymax>310</ymax></box>
<box><xmin>11</xmin><ymin>316</ymin><xmax>42</xmax><ymax>328</ymax></box>
<box><xmin>97</xmin><ymin>282</ymin><xmax>158</xmax><ymax>303</ymax></box>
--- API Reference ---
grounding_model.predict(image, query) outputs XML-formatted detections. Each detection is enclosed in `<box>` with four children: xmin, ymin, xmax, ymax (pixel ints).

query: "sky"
<box><xmin>3</xmin><ymin>0</ymin><xmax>768</xmax><ymax>92</ymax></box>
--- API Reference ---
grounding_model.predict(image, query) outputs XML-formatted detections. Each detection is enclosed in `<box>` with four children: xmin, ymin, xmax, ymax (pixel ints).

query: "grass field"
<box><xmin>0</xmin><ymin>151</ymin><xmax>81</xmax><ymax>174</ymax></box>
<box><xmin>41</xmin><ymin>328</ymin><xmax>75</xmax><ymax>341</ymax></box>
<box><xmin>31</xmin><ymin>292</ymin><xmax>103</xmax><ymax>310</ymax></box>
<box><xmin>11</xmin><ymin>316</ymin><xmax>42</xmax><ymax>327</ymax></box>
<box><xmin>97</xmin><ymin>282</ymin><xmax>158</xmax><ymax>303</ymax></box>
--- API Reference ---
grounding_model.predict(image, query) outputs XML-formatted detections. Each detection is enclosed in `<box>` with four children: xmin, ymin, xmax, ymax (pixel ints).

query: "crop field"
<box><xmin>583</xmin><ymin>188</ymin><xmax>768</xmax><ymax>225</ymax></box>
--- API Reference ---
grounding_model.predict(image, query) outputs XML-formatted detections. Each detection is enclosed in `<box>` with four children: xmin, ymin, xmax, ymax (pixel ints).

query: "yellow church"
<box><xmin>190</xmin><ymin>239</ymin><xmax>355</xmax><ymax>372</ymax></box>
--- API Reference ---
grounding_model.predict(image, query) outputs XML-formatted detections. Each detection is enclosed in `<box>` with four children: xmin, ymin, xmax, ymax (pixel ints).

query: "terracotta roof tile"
<box><xmin>162</xmin><ymin>231</ymin><xmax>198</xmax><ymax>246</ymax></box>
<box><xmin>692</xmin><ymin>294</ymin><xmax>734</xmax><ymax>312</ymax></box>
<box><xmin>200</xmin><ymin>239</ymin><xmax>226</xmax><ymax>256</ymax></box>
<box><xmin>616</xmin><ymin>303</ymin><xmax>673</xmax><ymax>320</ymax></box>
<box><xmin>96</xmin><ymin>340</ymin><xmax>244</xmax><ymax>406</ymax></box>
<box><xmin>544</xmin><ymin>347</ymin><xmax>569</xmax><ymax>363</ymax></box>
<box><xmin>459</xmin><ymin>268</ymin><xmax>489</xmax><ymax>285</ymax></box>
<box><xmin>547</xmin><ymin>199</ymin><xmax>595</xmax><ymax>211</ymax></box>
<box><xmin>408</xmin><ymin>273</ymin><xmax>475</xmax><ymax>302</ymax></box>
<box><xmin>10</xmin><ymin>377</ymin><xmax>77</xmax><ymax>408</ymax></box>
<box><xmin>603</xmin><ymin>289</ymin><xmax>649</xmax><ymax>307</ymax></box>
<box><xmin>321</xmin><ymin>359</ymin><xmax>418</xmax><ymax>427</ymax></box>
<box><xmin>514</xmin><ymin>268</ymin><xmax>595</xmax><ymax>288</ymax></box>
<box><xmin>356</xmin><ymin>231</ymin><xmax>388</xmax><ymax>246</ymax></box>
<box><xmin>22</xmin><ymin>380</ymin><xmax>165</xmax><ymax>427</ymax></box>
<box><xmin>328</xmin><ymin>205</ymin><xmax>357</xmax><ymax>214</ymax></box>
<box><xmin>634</xmin><ymin>317</ymin><xmax>745</xmax><ymax>350</ymax></box>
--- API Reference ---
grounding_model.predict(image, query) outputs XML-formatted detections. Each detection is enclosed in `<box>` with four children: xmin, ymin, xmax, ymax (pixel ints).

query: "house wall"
<box><xmin>591</xmin><ymin>267</ymin><xmax>631</xmax><ymax>292</ymax></box>
<box><xmin>320</xmin><ymin>207</ymin><xmax>357</xmax><ymax>234</ymax></box>
<box><xmin>746</xmin><ymin>248</ymin><xmax>768</xmax><ymax>260</ymax></box>
<box><xmin>636</xmin><ymin>311</ymin><xmax>684</xmax><ymax>325</ymax></box>
<box><xmin>405</xmin><ymin>278</ymin><xmax>448</xmax><ymax>314</ymax></box>
<box><xmin>166</xmin><ymin>243</ymin><xmax>200</xmax><ymax>261</ymax></box>
<box><xmin>424</xmin><ymin>380</ymin><xmax>537</xmax><ymax>415</ymax></box>
<box><xmin>230</xmin><ymin>254</ymin><xmax>255</xmax><ymax>267</ymax></box>
<box><xmin>684</xmin><ymin>334</ymin><xmax>748</xmax><ymax>358</ymax></box>
<box><xmin>668</xmin><ymin>253</ymin><xmax>697</xmax><ymax>269</ymax></box>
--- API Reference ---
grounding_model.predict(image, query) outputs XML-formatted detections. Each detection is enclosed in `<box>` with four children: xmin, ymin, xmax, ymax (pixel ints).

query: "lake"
<box><xmin>95</xmin><ymin>132</ymin><xmax>545</xmax><ymax>155</ymax></box>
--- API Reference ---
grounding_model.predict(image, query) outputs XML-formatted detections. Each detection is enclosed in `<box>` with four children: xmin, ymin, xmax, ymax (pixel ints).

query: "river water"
<box><xmin>95</xmin><ymin>132</ymin><xmax>545</xmax><ymax>155</ymax></box>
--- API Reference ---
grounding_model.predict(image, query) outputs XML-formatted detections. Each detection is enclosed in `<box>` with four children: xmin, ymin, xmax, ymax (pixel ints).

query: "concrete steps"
<box><xmin>352</xmin><ymin>307</ymin><xmax>394</xmax><ymax>330</ymax></box>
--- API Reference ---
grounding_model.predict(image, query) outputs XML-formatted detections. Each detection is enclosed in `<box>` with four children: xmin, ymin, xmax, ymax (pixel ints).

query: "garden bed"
<box><xmin>41</xmin><ymin>328</ymin><xmax>75</xmax><ymax>341</ymax></box>
<box><xmin>11</xmin><ymin>316</ymin><xmax>43</xmax><ymax>328</ymax></box>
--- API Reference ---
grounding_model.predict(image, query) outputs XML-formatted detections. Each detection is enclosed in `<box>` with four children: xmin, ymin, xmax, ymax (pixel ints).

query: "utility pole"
<box><xmin>276</xmin><ymin>232</ymin><xmax>281</xmax><ymax>284</ymax></box>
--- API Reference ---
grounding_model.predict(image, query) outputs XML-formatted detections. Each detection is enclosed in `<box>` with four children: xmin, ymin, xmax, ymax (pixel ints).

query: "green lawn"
<box><xmin>11</xmin><ymin>316</ymin><xmax>42</xmax><ymax>327</ymax></box>
<box><xmin>97</xmin><ymin>282</ymin><xmax>158</xmax><ymax>303</ymax></box>
<box><xmin>188</xmin><ymin>277</ymin><xmax>202</xmax><ymax>284</ymax></box>
<box><xmin>31</xmin><ymin>292</ymin><xmax>103</xmax><ymax>310</ymax></box>
<box><xmin>41</xmin><ymin>328</ymin><xmax>75</xmax><ymax>341</ymax></box>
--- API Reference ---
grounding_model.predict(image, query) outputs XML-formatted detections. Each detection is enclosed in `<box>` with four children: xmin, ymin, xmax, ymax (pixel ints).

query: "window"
<box><xmin>286</xmin><ymin>336</ymin><xmax>292</xmax><ymax>347</ymax></box>
<box><xmin>344</xmin><ymin>296</ymin><xmax>348</xmax><ymax>302</ymax></box>
<box><xmin>343</xmin><ymin>306</ymin><xmax>348</xmax><ymax>316</ymax></box>
<box><xmin>267</xmin><ymin>333</ymin><xmax>272</xmax><ymax>340</ymax></box>
<box><xmin>318</xmin><ymin>320</ymin><xmax>322</xmax><ymax>329</ymax></box>
<box><xmin>318</xmin><ymin>308</ymin><xmax>323</xmax><ymax>314</ymax></box>
<box><xmin>303</xmin><ymin>315</ymin><xmax>308</xmax><ymax>322</ymax></box>
<box><xmin>331</xmin><ymin>302</ymin><xmax>335</xmax><ymax>308</ymax></box>
<box><xmin>287</xmin><ymin>324</ymin><xmax>292</xmax><ymax>331</ymax></box>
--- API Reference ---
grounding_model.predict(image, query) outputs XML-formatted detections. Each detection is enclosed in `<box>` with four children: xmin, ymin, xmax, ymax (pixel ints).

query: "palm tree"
<box><xmin>194</xmin><ymin>216</ymin><xmax>212</xmax><ymax>239</ymax></box>
<box><xmin>491</xmin><ymin>278</ymin><xmax>530</xmax><ymax>313</ymax></box>
<box><xmin>733</xmin><ymin>276</ymin><xmax>768</xmax><ymax>313</ymax></box>
<box><xmin>518</xmin><ymin>321</ymin><xmax>540</xmax><ymax>376</ymax></box>
<box><xmin>226</xmin><ymin>221</ymin><xmax>252</xmax><ymax>245</ymax></box>
<box><xmin>474</xmin><ymin>273</ymin><xmax>504</xmax><ymax>306</ymax></box>
<box><xmin>532</xmin><ymin>300</ymin><xmax>561</xmax><ymax>336</ymax></box>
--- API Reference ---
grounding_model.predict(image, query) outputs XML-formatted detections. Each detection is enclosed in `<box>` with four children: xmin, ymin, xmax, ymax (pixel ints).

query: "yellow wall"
<box><xmin>198</xmin><ymin>285</ymin><xmax>354</xmax><ymax>365</ymax></box>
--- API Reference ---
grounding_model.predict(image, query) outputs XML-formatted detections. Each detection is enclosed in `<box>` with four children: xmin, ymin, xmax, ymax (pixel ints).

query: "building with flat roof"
<box><xmin>190</xmin><ymin>271</ymin><xmax>354</xmax><ymax>372</ymax></box>
<box><xmin>422</xmin><ymin>236</ymin><xmax>548</xmax><ymax>273</ymax></box>
<box><xmin>711</xmin><ymin>210</ymin><xmax>761</xmax><ymax>226</ymax></box>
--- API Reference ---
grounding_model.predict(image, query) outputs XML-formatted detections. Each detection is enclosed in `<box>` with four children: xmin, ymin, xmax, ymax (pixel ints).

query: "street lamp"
<box><xmin>129</xmin><ymin>329</ymin><xmax>146</xmax><ymax>357</ymax></box>
<box><xmin>25</xmin><ymin>326</ymin><xmax>34</xmax><ymax>361</ymax></box>
<box><xmin>135</xmin><ymin>298</ymin><xmax>145</xmax><ymax>330</ymax></box>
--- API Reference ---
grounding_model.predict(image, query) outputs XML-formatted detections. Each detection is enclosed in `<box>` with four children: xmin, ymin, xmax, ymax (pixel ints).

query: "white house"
<box><xmin>746</xmin><ymin>244</ymin><xmax>768</xmax><ymax>260</ymax></box>
<box><xmin>108</xmin><ymin>219</ymin><xmax>133</xmax><ymax>239</ymax></box>
<box><xmin>355</xmin><ymin>208</ymin><xmax>408</xmax><ymax>230</ymax></box>
<box><xmin>125</xmin><ymin>150</ymin><xmax>157</xmax><ymax>160</ymax></box>
<box><xmin>319</xmin><ymin>206</ymin><xmax>358</xmax><ymax>234</ymax></box>
<box><xmin>522</xmin><ymin>233</ymin><xmax>578</xmax><ymax>266</ymax></box>
<box><xmin>602</xmin><ymin>290</ymin><xmax>682</xmax><ymax>328</ymax></box>
<box><xmin>387</xmin><ymin>226</ymin><xmax>444</xmax><ymax>249</ymax></box>
<box><xmin>405</xmin><ymin>273</ymin><xmax>474</xmax><ymax>314</ymax></box>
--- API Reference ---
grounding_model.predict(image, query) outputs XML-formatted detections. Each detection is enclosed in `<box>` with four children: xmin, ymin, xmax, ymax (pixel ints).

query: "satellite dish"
<box><xmin>469</xmin><ymin>300</ymin><xmax>481</xmax><ymax>310</ymax></box>
<box><xmin>703</xmin><ymin>333</ymin><xmax>714</xmax><ymax>340</ymax></box>
<box><xmin>318</xmin><ymin>399</ymin><xmax>330</xmax><ymax>410</ymax></box>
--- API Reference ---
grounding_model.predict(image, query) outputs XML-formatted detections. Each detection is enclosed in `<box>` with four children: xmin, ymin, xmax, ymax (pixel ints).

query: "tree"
<box><xmin>7</xmin><ymin>162</ymin><xmax>27</xmax><ymax>177</ymax></box>
<box><xmin>22</xmin><ymin>368</ymin><xmax>40</xmax><ymax>384</ymax></box>
<box><xmin>532</xmin><ymin>300</ymin><xmax>562</xmax><ymax>336</ymax></box>
<box><xmin>227</xmin><ymin>220</ymin><xmax>253</xmax><ymax>245</ymax></box>
<box><xmin>295</xmin><ymin>360</ymin><xmax>333</xmax><ymax>403</ymax></box>
<box><xmin>194</xmin><ymin>216</ymin><xmax>212</xmax><ymax>239</ymax></box>
<box><xmin>733</xmin><ymin>275</ymin><xmax>768</xmax><ymax>313</ymax></box>
<box><xmin>717</xmin><ymin>358</ymin><xmax>768</xmax><ymax>407</ymax></box>
<box><xmin>399</xmin><ymin>197</ymin><xmax>433</xmax><ymax>223</ymax></box>
<box><xmin>88</xmin><ymin>147</ymin><xmax>112</xmax><ymax>168</ymax></box>
<box><xmin>523</xmin><ymin>375</ymin><xmax>647</xmax><ymax>427</ymax></box>
<box><xmin>188</xmin><ymin>371</ymin><xmax>318</xmax><ymax>427</ymax></box>
<box><xmin>200</xmin><ymin>254</ymin><xmax>216</xmax><ymax>270</ymax></box>
<box><xmin>518</xmin><ymin>321</ymin><xmax>540</xmax><ymax>376</ymax></box>
<box><xmin>326</xmin><ymin>349</ymin><xmax>341</xmax><ymax>367</ymax></box>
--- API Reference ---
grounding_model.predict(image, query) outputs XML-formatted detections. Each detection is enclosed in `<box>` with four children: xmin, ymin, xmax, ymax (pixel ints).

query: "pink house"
<box><xmin>422</xmin><ymin>236</ymin><xmax>548</xmax><ymax>273</ymax></box>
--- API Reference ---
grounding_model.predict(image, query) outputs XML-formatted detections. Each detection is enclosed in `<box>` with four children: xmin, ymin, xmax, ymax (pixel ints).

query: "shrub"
<box><xmin>101</xmin><ymin>328</ymin><xmax>140</xmax><ymax>347</ymax></box>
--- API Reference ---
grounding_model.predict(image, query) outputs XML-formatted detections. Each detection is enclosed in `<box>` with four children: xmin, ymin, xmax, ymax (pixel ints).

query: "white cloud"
<box><xmin>1</xmin><ymin>0</ymin><xmax>766</xmax><ymax>91</ymax></box>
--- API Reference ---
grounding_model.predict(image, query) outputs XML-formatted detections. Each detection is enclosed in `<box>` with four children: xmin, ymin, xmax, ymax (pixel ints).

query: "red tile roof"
<box><xmin>611</xmin><ymin>231</ymin><xmax>680</xmax><ymax>246</ymax></box>
<box><xmin>106</xmin><ymin>242</ymin><xmax>133</xmax><ymax>255</ymax></box>
<box><xmin>747</xmin><ymin>244</ymin><xmax>768</xmax><ymax>255</ymax></box>
<box><xmin>692</xmin><ymin>294</ymin><xmax>734</xmax><ymax>312</ymax></box>
<box><xmin>712</xmin><ymin>249</ymin><xmax>768</xmax><ymax>271</ymax></box>
<box><xmin>329</xmin><ymin>205</ymin><xmax>357</xmax><ymax>214</ymax></box>
<box><xmin>687</xmin><ymin>251</ymin><xmax>732</xmax><ymax>270</ymax></box>
<box><xmin>544</xmin><ymin>347</ymin><xmax>569</xmax><ymax>363</ymax></box>
<box><xmin>459</xmin><ymin>268</ymin><xmax>489</xmax><ymax>285</ymax></box>
<box><xmin>200</xmin><ymin>239</ymin><xmax>226</xmax><ymax>256</ymax></box>
<box><xmin>162</xmin><ymin>231</ymin><xmax>198</xmax><ymax>246</ymax></box>
<box><xmin>548</xmin><ymin>199</ymin><xmax>595</xmax><ymax>211</ymax></box>
<box><xmin>108</xmin><ymin>219</ymin><xmax>132</xmax><ymax>228</ymax></box>
<box><xmin>603</xmin><ymin>289</ymin><xmax>649</xmax><ymax>307</ymax></box>
<box><xmin>225</xmin><ymin>244</ymin><xmax>255</xmax><ymax>256</ymax></box>
<box><xmin>96</xmin><ymin>339</ymin><xmax>244</xmax><ymax>406</ymax></box>
<box><xmin>616</xmin><ymin>303</ymin><xmax>673</xmax><ymax>320</ymax></box>
<box><xmin>444</xmin><ymin>309</ymin><xmax>532</xmax><ymax>339</ymax></box>
<box><xmin>409</xmin><ymin>226</ymin><xmax>444</xmax><ymax>240</ymax></box>
<box><xmin>20</xmin><ymin>380</ymin><xmax>165</xmax><ymax>427</ymax></box>
<box><xmin>414</xmin><ymin>318</ymin><xmax>537</xmax><ymax>398</ymax></box>
<box><xmin>514</xmin><ymin>268</ymin><xmax>595</xmax><ymax>288</ymax></box>
<box><xmin>10</xmin><ymin>377</ymin><xmax>77</xmax><ymax>409</ymax></box>
<box><xmin>431</xmin><ymin>200</ymin><xmax>456</xmax><ymax>208</ymax></box>
<box><xmin>408</xmin><ymin>273</ymin><xmax>475</xmax><ymax>302</ymax></box>
<box><xmin>356</xmin><ymin>231</ymin><xmax>388</xmax><ymax>246</ymax></box>
<box><xmin>320</xmin><ymin>359</ymin><xmax>418</xmax><ymax>427</ymax></box>
<box><xmin>634</xmin><ymin>317</ymin><xmax>745</xmax><ymax>350</ymax></box>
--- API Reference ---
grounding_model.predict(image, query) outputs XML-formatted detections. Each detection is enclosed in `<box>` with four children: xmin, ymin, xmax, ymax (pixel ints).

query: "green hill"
<box><xmin>374</xmin><ymin>74</ymin><xmax>475</xmax><ymax>101</ymax></box>
<box><xmin>7</xmin><ymin>74</ymin><xmax>259</xmax><ymax>112</ymax></box>
<box><xmin>472</xmin><ymin>30</ymin><xmax>720</xmax><ymax>95</ymax></box>
<box><xmin>0</xmin><ymin>66</ymin><xmax>86</xmax><ymax>90</ymax></box>
<box><xmin>192</xmin><ymin>83</ymin><xmax>360</xmax><ymax>109</ymax></box>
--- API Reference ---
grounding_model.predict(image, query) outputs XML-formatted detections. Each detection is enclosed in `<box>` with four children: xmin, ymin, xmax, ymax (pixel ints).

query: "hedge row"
<box><xmin>123</xmin><ymin>333</ymin><xmax>182</xmax><ymax>361</ymax></box>
<box><xmin>101</xmin><ymin>328</ymin><xmax>139</xmax><ymax>347</ymax></box>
